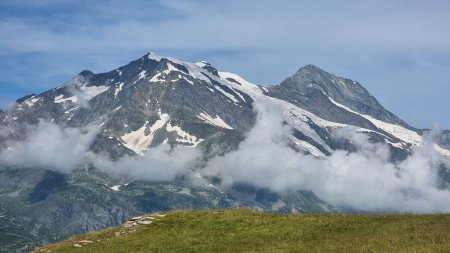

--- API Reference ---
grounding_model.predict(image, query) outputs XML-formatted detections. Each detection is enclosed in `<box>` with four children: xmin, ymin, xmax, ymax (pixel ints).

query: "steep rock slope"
<box><xmin>2</xmin><ymin>54</ymin><xmax>255</xmax><ymax>157</ymax></box>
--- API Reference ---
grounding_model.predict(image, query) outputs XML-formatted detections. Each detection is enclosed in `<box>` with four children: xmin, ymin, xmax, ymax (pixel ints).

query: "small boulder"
<box><xmin>137</xmin><ymin>220</ymin><xmax>152</xmax><ymax>225</ymax></box>
<box><xmin>123</xmin><ymin>223</ymin><xmax>134</xmax><ymax>228</ymax></box>
<box><xmin>79</xmin><ymin>240</ymin><xmax>94</xmax><ymax>245</ymax></box>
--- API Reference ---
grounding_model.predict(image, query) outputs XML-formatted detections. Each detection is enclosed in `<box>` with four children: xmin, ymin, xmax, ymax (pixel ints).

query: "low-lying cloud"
<box><xmin>201</xmin><ymin>103</ymin><xmax>450</xmax><ymax>212</ymax></box>
<box><xmin>0</xmin><ymin>120</ymin><xmax>98</xmax><ymax>171</ymax></box>
<box><xmin>0</xmin><ymin>103</ymin><xmax>449</xmax><ymax>212</ymax></box>
<box><xmin>92</xmin><ymin>144</ymin><xmax>201</xmax><ymax>182</ymax></box>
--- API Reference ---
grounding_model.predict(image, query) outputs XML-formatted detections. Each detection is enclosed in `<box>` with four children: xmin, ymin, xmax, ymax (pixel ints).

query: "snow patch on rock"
<box><xmin>79</xmin><ymin>84</ymin><xmax>110</xmax><ymax>101</ymax></box>
<box><xmin>194</xmin><ymin>61</ymin><xmax>208</xmax><ymax>68</ymax></box>
<box><xmin>115</xmin><ymin>83</ymin><xmax>124</xmax><ymax>98</ymax></box>
<box><xmin>166</xmin><ymin>122</ymin><xmax>202</xmax><ymax>146</ymax></box>
<box><xmin>121</xmin><ymin>111</ymin><xmax>170</xmax><ymax>155</ymax></box>
<box><xmin>197</xmin><ymin>112</ymin><xmax>233</xmax><ymax>129</ymax></box>
<box><xmin>327</xmin><ymin>96</ymin><xmax>422</xmax><ymax>145</ymax></box>
<box><xmin>23</xmin><ymin>97</ymin><xmax>40</xmax><ymax>107</ymax></box>
<box><xmin>291</xmin><ymin>138</ymin><xmax>326</xmax><ymax>158</ymax></box>
<box><xmin>106</xmin><ymin>184</ymin><xmax>122</xmax><ymax>191</ymax></box>
<box><xmin>138</xmin><ymin>70</ymin><xmax>147</xmax><ymax>80</ymax></box>
<box><xmin>149</xmin><ymin>63</ymin><xmax>183</xmax><ymax>83</ymax></box>
<box><xmin>213</xmin><ymin>86</ymin><xmax>239</xmax><ymax>103</ymax></box>
<box><xmin>55</xmin><ymin>94</ymin><xmax>77</xmax><ymax>104</ymax></box>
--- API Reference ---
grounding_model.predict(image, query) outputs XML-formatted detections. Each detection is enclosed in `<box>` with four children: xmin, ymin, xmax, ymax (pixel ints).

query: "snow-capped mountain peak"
<box><xmin>2</xmin><ymin>53</ymin><xmax>449</xmax><ymax>161</ymax></box>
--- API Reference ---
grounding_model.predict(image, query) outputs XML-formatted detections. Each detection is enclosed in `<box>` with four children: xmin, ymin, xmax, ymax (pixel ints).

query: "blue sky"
<box><xmin>0</xmin><ymin>0</ymin><xmax>449</xmax><ymax>129</ymax></box>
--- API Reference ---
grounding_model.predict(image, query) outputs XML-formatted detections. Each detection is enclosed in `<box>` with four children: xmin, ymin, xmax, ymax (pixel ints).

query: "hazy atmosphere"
<box><xmin>1</xmin><ymin>0</ymin><xmax>449</xmax><ymax>128</ymax></box>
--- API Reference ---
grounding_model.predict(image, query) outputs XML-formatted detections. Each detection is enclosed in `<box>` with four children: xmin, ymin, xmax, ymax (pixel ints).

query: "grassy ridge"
<box><xmin>35</xmin><ymin>209</ymin><xmax>450</xmax><ymax>253</ymax></box>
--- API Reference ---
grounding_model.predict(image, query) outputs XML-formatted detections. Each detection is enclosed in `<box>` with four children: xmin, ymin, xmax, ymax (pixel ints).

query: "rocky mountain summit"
<box><xmin>0</xmin><ymin>53</ymin><xmax>449</xmax><ymax>252</ymax></box>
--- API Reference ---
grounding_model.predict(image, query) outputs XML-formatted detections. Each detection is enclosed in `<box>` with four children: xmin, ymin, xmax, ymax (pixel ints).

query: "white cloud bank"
<box><xmin>0</xmin><ymin>120</ymin><xmax>98</xmax><ymax>171</ymax></box>
<box><xmin>0</xmin><ymin>104</ymin><xmax>449</xmax><ymax>212</ymax></box>
<box><xmin>92</xmin><ymin>144</ymin><xmax>201</xmax><ymax>182</ymax></box>
<box><xmin>201</xmin><ymin>103</ymin><xmax>450</xmax><ymax>212</ymax></box>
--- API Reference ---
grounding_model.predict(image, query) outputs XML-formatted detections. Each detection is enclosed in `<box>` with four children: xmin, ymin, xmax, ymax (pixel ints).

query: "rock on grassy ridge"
<box><xmin>33</xmin><ymin>209</ymin><xmax>450</xmax><ymax>253</ymax></box>
<box><xmin>34</xmin><ymin>212</ymin><xmax>168</xmax><ymax>252</ymax></box>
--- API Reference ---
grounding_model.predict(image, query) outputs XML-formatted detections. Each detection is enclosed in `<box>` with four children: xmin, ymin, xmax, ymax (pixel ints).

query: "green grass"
<box><xmin>34</xmin><ymin>209</ymin><xmax>450</xmax><ymax>253</ymax></box>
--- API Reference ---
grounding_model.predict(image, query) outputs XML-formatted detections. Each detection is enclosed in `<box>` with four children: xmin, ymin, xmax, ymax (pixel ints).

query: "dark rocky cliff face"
<box><xmin>266</xmin><ymin>64</ymin><xmax>409</xmax><ymax>129</ymax></box>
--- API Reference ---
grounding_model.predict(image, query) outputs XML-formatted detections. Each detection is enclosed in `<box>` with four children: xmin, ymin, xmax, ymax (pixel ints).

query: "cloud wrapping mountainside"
<box><xmin>0</xmin><ymin>102</ymin><xmax>449</xmax><ymax>212</ymax></box>
<box><xmin>203</xmin><ymin>103</ymin><xmax>450</xmax><ymax>212</ymax></box>
<box><xmin>0</xmin><ymin>120</ymin><xmax>98</xmax><ymax>171</ymax></box>
<box><xmin>92</xmin><ymin>144</ymin><xmax>201</xmax><ymax>182</ymax></box>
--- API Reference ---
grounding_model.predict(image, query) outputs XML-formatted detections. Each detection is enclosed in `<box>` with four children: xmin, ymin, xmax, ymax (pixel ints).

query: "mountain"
<box><xmin>271</xmin><ymin>64</ymin><xmax>408</xmax><ymax>126</ymax></box>
<box><xmin>0</xmin><ymin>53</ymin><xmax>449</xmax><ymax>252</ymax></box>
